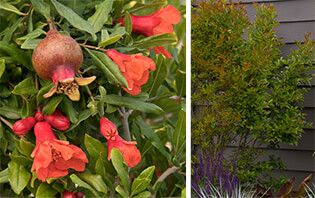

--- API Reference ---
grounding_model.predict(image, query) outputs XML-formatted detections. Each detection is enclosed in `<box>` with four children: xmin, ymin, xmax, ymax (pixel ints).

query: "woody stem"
<box><xmin>119</xmin><ymin>106</ymin><xmax>131</xmax><ymax>141</ymax></box>
<box><xmin>0</xmin><ymin>116</ymin><xmax>13</xmax><ymax>129</ymax></box>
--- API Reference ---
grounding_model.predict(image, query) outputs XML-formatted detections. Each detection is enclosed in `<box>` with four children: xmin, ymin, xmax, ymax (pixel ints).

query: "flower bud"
<box><xmin>100</xmin><ymin>118</ymin><xmax>118</xmax><ymax>140</ymax></box>
<box><xmin>34</xmin><ymin>121</ymin><xmax>56</xmax><ymax>145</ymax></box>
<box><xmin>45</xmin><ymin>115</ymin><xmax>70</xmax><ymax>131</ymax></box>
<box><xmin>62</xmin><ymin>190</ymin><xmax>75</xmax><ymax>198</ymax></box>
<box><xmin>51</xmin><ymin>108</ymin><xmax>63</xmax><ymax>116</ymax></box>
<box><xmin>35</xmin><ymin>111</ymin><xmax>44</xmax><ymax>121</ymax></box>
<box><xmin>75</xmin><ymin>192</ymin><xmax>84</xmax><ymax>198</ymax></box>
<box><xmin>13</xmin><ymin>117</ymin><xmax>36</xmax><ymax>135</ymax></box>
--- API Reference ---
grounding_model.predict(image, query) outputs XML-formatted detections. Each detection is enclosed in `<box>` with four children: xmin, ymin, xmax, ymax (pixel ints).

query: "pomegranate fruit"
<box><xmin>32</xmin><ymin>29</ymin><xmax>95</xmax><ymax>101</ymax></box>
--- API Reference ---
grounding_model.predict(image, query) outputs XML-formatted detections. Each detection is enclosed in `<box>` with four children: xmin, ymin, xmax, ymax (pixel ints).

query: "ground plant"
<box><xmin>0</xmin><ymin>0</ymin><xmax>186</xmax><ymax>197</ymax></box>
<box><xmin>192</xmin><ymin>0</ymin><xmax>314</xmax><ymax>191</ymax></box>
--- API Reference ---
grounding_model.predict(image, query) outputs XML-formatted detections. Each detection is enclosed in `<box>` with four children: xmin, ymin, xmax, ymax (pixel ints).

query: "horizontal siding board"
<box><xmin>301</xmin><ymin>88</ymin><xmax>315</xmax><ymax>107</ymax></box>
<box><xmin>302</xmin><ymin>108</ymin><xmax>315</xmax><ymax>128</ymax></box>
<box><xmin>244</xmin><ymin>0</ymin><xmax>315</xmax><ymax>22</ymax></box>
<box><xmin>276</xmin><ymin>22</ymin><xmax>315</xmax><ymax>43</ymax></box>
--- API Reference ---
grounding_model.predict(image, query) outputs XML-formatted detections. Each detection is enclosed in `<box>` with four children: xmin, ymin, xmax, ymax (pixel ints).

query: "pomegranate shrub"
<box><xmin>0</xmin><ymin>0</ymin><xmax>186</xmax><ymax>197</ymax></box>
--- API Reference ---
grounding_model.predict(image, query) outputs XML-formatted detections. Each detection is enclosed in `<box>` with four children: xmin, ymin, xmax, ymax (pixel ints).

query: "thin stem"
<box><xmin>0</xmin><ymin>116</ymin><xmax>13</xmax><ymax>130</ymax></box>
<box><xmin>80</xmin><ymin>44</ymin><xmax>107</xmax><ymax>52</ymax></box>
<box><xmin>48</xmin><ymin>17</ymin><xmax>56</xmax><ymax>30</ymax></box>
<box><xmin>151</xmin><ymin>162</ymin><xmax>185</xmax><ymax>198</ymax></box>
<box><xmin>35</xmin><ymin>74</ymin><xmax>39</xmax><ymax>90</ymax></box>
<box><xmin>119</xmin><ymin>106</ymin><xmax>131</xmax><ymax>141</ymax></box>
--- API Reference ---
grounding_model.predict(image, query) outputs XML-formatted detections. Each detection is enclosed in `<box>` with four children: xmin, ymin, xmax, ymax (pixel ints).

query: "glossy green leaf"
<box><xmin>0</xmin><ymin>59</ymin><xmax>5</xmax><ymax>79</ymax></box>
<box><xmin>175</xmin><ymin>70</ymin><xmax>186</xmax><ymax>97</ymax></box>
<box><xmin>16</xmin><ymin>28</ymin><xmax>46</xmax><ymax>42</ymax></box>
<box><xmin>9</xmin><ymin>153</ymin><xmax>33</xmax><ymax>166</ymax></box>
<box><xmin>98</xmin><ymin>35</ymin><xmax>122</xmax><ymax>48</ymax></box>
<box><xmin>12</xmin><ymin>78</ymin><xmax>38</xmax><ymax>95</ymax></box>
<box><xmin>37</xmin><ymin>82</ymin><xmax>54</xmax><ymax>105</ymax></box>
<box><xmin>133</xmin><ymin>191</ymin><xmax>151</xmax><ymax>198</ymax></box>
<box><xmin>21</xmin><ymin>38</ymin><xmax>41</xmax><ymax>49</ymax></box>
<box><xmin>133</xmin><ymin>33</ymin><xmax>177</xmax><ymax>49</ymax></box>
<box><xmin>3</xmin><ymin>17</ymin><xmax>24</xmax><ymax>43</ymax></box>
<box><xmin>143</xmin><ymin>55</ymin><xmax>167</xmax><ymax>96</ymax></box>
<box><xmin>0</xmin><ymin>106</ymin><xmax>20</xmax><ymax>119</ymax></box>
<box><xmin>181</xmin><ymin>187</ymin><xmax>186</xmax><ymax>198</ymax></box>
<box><xmin>131</xmin><ymin>166</ymin><xmax>155</xmax><ymax>196</ymax></box>
<box><xmin>59</xmin><ymin>96</ymin><xmax>79</xmax><ymax>123</ymax></box>
<box><xmin>136</xmin><ymin>116</ymin><xmax>171</xmax><ymax>160</ymax></box>
<box><xmin>173</xmin><ymin>109</ymin><xmax>186</xmax><ymax>153</ymax></box>
<box><xmin>87</xmin><ymin>101</ymin><xmax>103</xmax><ymax>116</ymax></box>
<box><xmin>84</xmin><ymin>134</ymin><xmax>107</xmax><ymax>159</ymax></box>
<box><xmin>20</xmin><ymin>138</ymin><xmax>35</xmax><ymax>157</ymax></box>
<box><xmin>50</xmin><ymin>0</ymin><xmax>96</xmax><ymax>40</ymax></box>
<box><xmin>124</xmin><ymin>12</ymin><xmax>132</xmax><ymax>35</ymax></box>
<box><xmin>101</xmin><ymin>29</ymin><xmax>110</xmax><ymax>41</ymax></box>
<box><xmin>21</xmin><ymin>100</ymin><xmax>30</xmax><ymax>119</ymax></box>
<box><xmin>88</xmin><ymin>0</ymin><xmax>114</xmax><ymax>33</ymax></box>
<box><xmin>0</xmin><ymin>86</ymin><xmax>11</xmax><ymax>98</ymax></box>
<box><xmin>86</xmin><ymin>49</ymin><xmax>128</xmax><ymax>88</ymax></box>
<box><xmin>0</xmin><ymin>41</ymin><xmax>31</xmax><ymax>70</ymax></box>
<box><xmin>36</xmin><ymin>182</ymin><xmax>58</xmax><ymax>198</ymax></box>
<box><xmin>64</xmin><ymin>109</ymin><xmax>91</xmax><ymax>131</ymax></box>
<box><xmin>30</xmin><ymin>0</ymin><xmax>50</xmax><ymax>20</ymax></box>
<box><xmin>42</xmin><ymin>96</ymin><xmax>63</xmax><ymax>115</ymax></box>
<box><xmin>8</xmin><ymin>161</ymin><xmax>31</xmax><ymax>194</ymax></box>
<box><xmin>0</xmin><ymin>168</ymin><xmax>9</xmax><ymax>183</ymax></box>
<box><xmin>128</xmin><ymin>1</ymin><xmax>167</xmax><ymax>15</ymax></box>
<box><xmin>78</xmin><ymin>173</ymin><xmax>107</xmax><ymax>194</ymax></box>
<box><xmin>95</xmin><ymin>153</ymin><xmax>106</xmax><ymax>180</ymax></box>
<box><xmin>70</xmin><ymin>174</ymin><xmax>99</xmax><ymax>198</ymax></box>
<box><xmin>103</xmin><ymin>94</ymin><xmax>163</xmax><ymax>114</ymax></box>
<box><xmin>116</xmin><ymin>185</ymin><xmax>129</xmax><ymax>198</ymax></box>
<box><xmin>111</xmin><ymin>148</ymin><xmax>130</xmax><ymax>192</ymax></box>
<box><xmin>0</xmin><ymin>2</ymin><xmax>24</xmax><ymax>15</ymax></box>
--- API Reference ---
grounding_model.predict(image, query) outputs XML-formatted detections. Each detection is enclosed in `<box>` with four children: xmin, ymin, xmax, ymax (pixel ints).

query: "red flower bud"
<box><xmin>34</xmin><ymin>121</ymin><xmax>57</xmax><ymax>145</ymax></box>
<box><xmin>13</xmin><ymin>117</ymin><xmax>36</xmax><ymax>135</ymax></box>
<box><xmin>100</xmin><ymin>117</ymin><xmax>118</xmax><ymax>140</ymax></box>
<box><xmin>51</xmin><ymin>109</ymin><xmax>63</xmax><ymax>116</ymax></box>
<box><xmin>62</xmin><ymin>190</ymin><xmax>75</xmax><ymax>198</ymax></box>
<box><xmin>45</xmin><ymin>115</ymin><xmax>70</xmax><ymax>131</ymax></box>
<box><xmin>74</xmin><ymin>192</ymin><xmax>84</xmax><ymax>198</ymax></box>
<box><xmin>35</xmin><ymin>111</ymin><xmax>45</xmax><ymax>121</ymax></box>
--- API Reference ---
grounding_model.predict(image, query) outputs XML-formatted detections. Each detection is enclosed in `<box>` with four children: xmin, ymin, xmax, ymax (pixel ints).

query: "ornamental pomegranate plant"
<box><xmin>0</xmin><ymin>0</ymin><xmax>186</xmax><ymax>197</ymax></box>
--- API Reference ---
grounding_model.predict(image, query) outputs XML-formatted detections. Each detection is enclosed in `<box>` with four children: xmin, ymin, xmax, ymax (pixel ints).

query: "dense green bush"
<box><xmin>192</xmin><ymin>0</ymin><xmax>314</xmax><ymax>190</ymax></box>
<box><xmin>0</xmin><ymin>0</ymin><xmax>186</xmax><ymax>197</ymax></box>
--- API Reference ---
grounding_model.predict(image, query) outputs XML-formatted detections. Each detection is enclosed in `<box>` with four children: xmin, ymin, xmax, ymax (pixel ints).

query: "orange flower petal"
<box><xmin>155</xmin><ymin>5</ymin><xmax>181</xmax><ymax>25</ymax></box>
<box><xmin>51</xmin><ymin>141</ymin><xmax>74</xmax><ymax>161</ymax></box>
<box><xmin>153</xmin><ymin>46</ymin><xmax>172</xmax><ymax>59</ymax></box>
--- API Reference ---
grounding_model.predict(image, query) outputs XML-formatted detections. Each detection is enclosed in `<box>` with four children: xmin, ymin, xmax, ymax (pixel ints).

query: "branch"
<box><xmin>0</xmin><ymin>116</ymin><xmax>13</xmax><ymax>130</ymax></box>
<box><xmin>151</xmin><ymin>162</ymin><xmax>185</xmax><ymax>198</ymax></box>
<box><xmin>80</xmin><ymin>44</ymin><xmax>107</xmax><ymax>52</ymax></box>
<box><xmin>119</xmin><ymin>106</ymin><xmax>131</xmax><ymax>141</ymax></box>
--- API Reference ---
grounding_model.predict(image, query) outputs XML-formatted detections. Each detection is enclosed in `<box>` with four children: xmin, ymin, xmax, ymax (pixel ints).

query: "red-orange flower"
<box><xmin>31</xmin><ymin>121</ymin><xmax>88</xmax><ymax>181</ymax></box>
<box><xmin>100</xmin><ymin>117</ymin><xmax>141</xmax><ymax>167</ymax></box>
<box><xmin>107</xmin><ymin>49</ymin><xmax>156</xmax><ymax>95</ymax></box>
<box><xmin>116</xmin><ymin>5</ymin><xmax>181</xmax><ymax>58</ymax></box>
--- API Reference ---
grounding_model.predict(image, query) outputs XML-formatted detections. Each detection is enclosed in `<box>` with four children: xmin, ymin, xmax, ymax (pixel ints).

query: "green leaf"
<box><xmin>12</xmin><ymin>78</ymin><xmax>38</xmax><ymax>95</ymax></box>
<box><xmin>59</xmin><ymin>96</ymin><xmax>78</xmax><ymax>123</ymax></box>
<box><xmin>133</xmin><ymin>33</ymin><xmax>177</xmax><ymax>49</ymax></box>
<box><xmin>16</xmin><ymin>28</ymin><xmax>46</xmax><ymax>42</ymax></box>
<box><xmin>30</xmin><ymin>0</ymin><xmax>50</xmax><ymax>20</ymax></box>
<box><xmin>173</xmin><ymin>109</ymin><xmax>186</xmax><ymax>153</ymax></box>
<box><xmin>143</xmin><ymin>55</ymin><xmax>167</xmax><ymax>96</ymax></box>
<box><xmin>103</xmin><ymin>94</ymin><xmax>163</xmax><ymax>114</ymax></box>
<box><xmin>88</xmin><ymin>0</ymin><xmax>114</xmax><ymax>33</ymax></box>
<box><xmin>136</xmin><ymin>116</ymin><xmax>170</xmax><ymax>160</ymax></box>
<box><xmin>0</xmin><ymin>168</ymin><xmax>9</xmax><ymax>183</ymax></box>
<box><xmin>128</xmin><ymin>1</ymin><xmax>167</xmax><ymax>15</ymax></box>
<box><xmin>37</xmin><ymin>82</ymin><xmax>54</xmax><ymax>105</ymax></box>
<box><xmin>95</xmin><ymin>153</ymin><xmax>106</xmax><ymax>180</ymax></box>
<box><xmin>20</xmin><ymin>138</ymin><xmax>35</xmax><ymax>157</ymax></box>
<box><xmin>0</xmin><ymin>41</ymin><xmax>31</xmax><ymax>70</ymax></box>
<box><xmin>50</xmin><ymin>0</ymin><xmax>96</xmax><ymax>40</ymax></box>
<box><xmin>21</xmin><ymin>38</ymin><xmax>41</xmax><ymax>49</ymax></box>
<box><xmin>111</xmin><ymin>148</ymin><xmax>130</xmax><ymax>193</ymax></box>
<box><xmin>64</xmin><ymin>109</ymin><xmax>91</xmax><ymax>131</ymax></box>
<box><xmin>181</xmin><ymin>187</ymin><xmax>186</xmax><ymax>198</ymax></box>
<box><xmin>84</xmin><ymin>134</ymin><xmax>107</xmax><ymax>159</ymax></box>
<box><xmin>133</xmin><ymin>191</ymin><xmax>151</xmax><ymax>198</ymax></box>
<box><xmin>124</xmin><ymin>12</ymin><xmax>132</xmax><ymax>36</ymax></box>
<box><xmin>8</xmin><ymin>161</ymin><xmax>31</xmax><ymax>194</ymax></box>
<box><xmin>98</xmin><ymin>35</ymin><xmax>122</xmax><ymax>48</ymax></box>
<box><xmin>175</xmin><ymin>70</ymin><xmax>186</xmax><ymax>97</ymax></box>
<box><xmin>0</xmin><ymin>59</ymin><xmax>5</xmax><ymax>79</ymax></box>
<box><xmin>101</xmin><ymin>29</ymin><xmax>110</xmax><ymax>41</ymax></box>
<box><xmin>0</xmin><ymin>2</ymin><xmax>24</xmax><ymax>15</ymax></box>
<box><xmin>9</xmin><ymin>153</ymin><xmax>33</xmax><ymax>166</ymax></box>
<box><xmin>99</xmin><ymin>86</ymin><xmax>107</xmax><ymax>99</ymax></box>
<box><xmin>70</xmin><ymin>174</ymin><xmax>99</xmax><ymax>198</ymax></box>
<box><xmin>42</xmin><ymin>96</ymin><xmax>63</xmax><ymax>115</ymax></box>
<box><xmin>3</xmin><ymin>17</ymin><xmax>24</xmax><ymax>43</ymax></box>
<box><xmin>116</xmin><ymin>185</ymin><xmax>129</xmax><ymax>198</ymax></box>
<box><xmin>78</xmin><ymin>173</ymin><xmax>107</xmax><ymax>194</ymax></box>
<box><xmin>131</xmin><ymin>166</ymin><xmax>155</xmax><ymax>196</ymax></box>
<box><xmin>87</xmin><ymin>101</ymin><xmax>103</xmax><ymax>116</ymax></box>
<box><xmin>86</xmin><ymin>49</ymin><xmax>128</xmax><ymax>88</ymax></box>
<box><xmin>36</xmin><ymin>182</ymin><xmax>58</xmax><ymax>198</ymax></box>
<box><xmin>0</xmin><ymin>106</ymin><xmax>20</xmax><ymax>119</ymax></box>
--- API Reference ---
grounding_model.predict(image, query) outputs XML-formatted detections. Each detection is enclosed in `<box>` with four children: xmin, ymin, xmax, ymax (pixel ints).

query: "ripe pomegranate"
<box><xmin>32</xmin><ymin>29</ymin><xmax>95</xmax><ymax>101</ymax></box>
<box><xmin>62</xmin><ymin>190</ymin><xmax>76</xmax><ymax>198</ymax></box>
